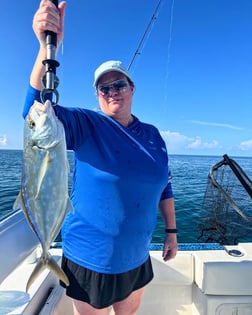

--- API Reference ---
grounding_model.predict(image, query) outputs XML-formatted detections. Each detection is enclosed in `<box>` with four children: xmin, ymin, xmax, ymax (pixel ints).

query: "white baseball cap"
<box><xmin>93</xmin><ymin>60</ymin><xmax>133</xmax><ymax>87</ymax></box>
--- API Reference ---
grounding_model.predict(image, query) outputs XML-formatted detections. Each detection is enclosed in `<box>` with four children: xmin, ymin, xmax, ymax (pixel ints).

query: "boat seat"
<box><xmin>194</xmin><ymin>243</ymin><xmax>252</xmax><ymax>295</ymax></box>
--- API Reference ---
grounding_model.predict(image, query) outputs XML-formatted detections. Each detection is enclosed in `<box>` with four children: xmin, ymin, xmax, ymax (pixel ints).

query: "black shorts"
<box><xmin>60</xmin><ymin>255</ymin><xmax>153</xmax><ymax>309</ymax></box>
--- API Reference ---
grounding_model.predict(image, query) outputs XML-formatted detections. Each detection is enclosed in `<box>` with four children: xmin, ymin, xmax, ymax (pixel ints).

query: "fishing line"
<box><xmin>126</xmin><ymin>0</ymin><xmax>175</xmax><ymax>113</ymax></box>
<box><xmin>61</xmin><ymin>40</ymin><xmax>64</xmax><ymax>56</ymax></box>
<box><xmin>127</xmin><ymin>0</ymin><xmax>164</xmax><ymax>73</ymax></box>
<box><xmin>162</xmin><ymin>0</ymin><xmax>175</xmax><ymax>109</ymax></box>
<box><xmin>58</xmin><ymin>41</ymin><xmax>64</xmax><ymax>93</ymax></box>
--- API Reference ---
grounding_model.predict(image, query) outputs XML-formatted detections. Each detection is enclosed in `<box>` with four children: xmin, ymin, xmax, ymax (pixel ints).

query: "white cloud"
<box><xmin>0</xmin><ymin>134</ymin><xmax>7</xmax><ymax>146</ymax></box>
<box><xmin>187</xmin><ymin>138</ymin><xmax>221</xmax><ymax>149</ymax></box>
<box><xmin>190</xmin><ymin>120</ymin><xmax>243</xmax><ymax>130</ymax></box>
<box><xmin>238</xmin><ymin>139</ymin><xmax>252</xmax><ymax>151</ymax></box>
<box><xmin>160</xmin><ymin>130</ymin><xmax>221</xmax><ymax>153</ymax></box>
<box><xmin>160</xmin><ymin>131</ymin><xmax>193</xmax><ymax>151</ymax></box>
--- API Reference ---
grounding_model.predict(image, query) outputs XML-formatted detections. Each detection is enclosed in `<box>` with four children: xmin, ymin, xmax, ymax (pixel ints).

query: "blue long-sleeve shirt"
<box><xmin>23</xmin><ymin>86</ymin><xmax>173</xmax><ymax>273</ymax></box>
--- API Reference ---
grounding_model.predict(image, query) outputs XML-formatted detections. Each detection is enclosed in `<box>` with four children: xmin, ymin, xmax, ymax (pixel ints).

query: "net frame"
<box><xmin>198</xmin><ymin>154</ymin><xmax>252</xmax><ymax>245</ymax></box>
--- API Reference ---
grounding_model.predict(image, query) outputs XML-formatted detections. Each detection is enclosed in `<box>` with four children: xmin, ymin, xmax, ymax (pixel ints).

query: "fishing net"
<box><xmin>198</xmin><ymin>154</ymin><xmax>252</xmax><ymax>245</ymax></box>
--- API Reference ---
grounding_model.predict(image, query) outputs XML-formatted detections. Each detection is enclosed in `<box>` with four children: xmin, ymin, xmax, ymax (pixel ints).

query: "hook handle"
<box><xmin>45</xmin><ymin>0</ymin><xmax>58</xmax><ymax>49</ymax></box>
<box><xmin>41</xmin><ymin>0</ymin><xmax>60</xmax><ymax>104</ymax></box>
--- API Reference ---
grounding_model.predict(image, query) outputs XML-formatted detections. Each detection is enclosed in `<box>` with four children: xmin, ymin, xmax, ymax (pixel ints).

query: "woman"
<box><xmin>24</xmin><ymin>1</ymin><xmax>178</xmax><ymax>314</ymax></box>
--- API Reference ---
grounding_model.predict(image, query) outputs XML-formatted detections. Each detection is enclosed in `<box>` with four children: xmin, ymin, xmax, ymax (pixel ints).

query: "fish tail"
<box><xmin>26</xmin><ymin>257</ymin><xmax>46</xmax><ymax>292</ymax></box>
<box><xmin>46</xmin><ymin>252</ymin><xmax>70</xmax><ymax>287</ymax></box>
<box><xmin>26</xmin><ymin>252</ymin><xmax>69</xmax><ymax>292</ymax></box>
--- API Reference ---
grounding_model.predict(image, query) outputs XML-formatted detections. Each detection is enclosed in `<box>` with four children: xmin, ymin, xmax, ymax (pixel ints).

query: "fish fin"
<box><xmin>46</xmin><ymin>252</ymin><xmax>70</xmax><ymax>287</ymax></box>
<box><xmin>13</xmin><ymin>191</ymin><xmax>39</xmax><ymax>237</ymax></box>
<box><xmin>26</xmin><ymin>252</ymin><xmax>69</xmax><ymax>292</ymax></box>
<box><xmin>13</xmin><ymin>192</ymin><xmax>22</xmax><ymax>210</ymax></box>
<box><xmin>67</xmin><ymin>198</ymin><xmax>74</xmax><ymax>213</ymax></box>
<box><xmin>66</xmin><ymin>159</ymin><xmax>70</xmax><ymax>173</ymax></box>
<box><xmin>35</xmin><ymin>151</ymin><xmax>50</xmax><ymax>199</ymax></box>
<box><xmin>26</xmin><ymin>256</ymin><xmax>46</xmax><ymax>292</ymax></box>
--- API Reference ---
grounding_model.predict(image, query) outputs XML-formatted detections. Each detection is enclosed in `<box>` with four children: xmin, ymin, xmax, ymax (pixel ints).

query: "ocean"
<box><xmin>1</xmin><ymin>150</ymin><xmax>252</xmax><ymax>244</ymax></box>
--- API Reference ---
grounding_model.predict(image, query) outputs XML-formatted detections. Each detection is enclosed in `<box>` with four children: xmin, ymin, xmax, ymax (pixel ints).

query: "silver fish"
<box><xmin>14</xmin><ymin>100</ymin><xmax>72</xmax><ymax>291</ymax></box>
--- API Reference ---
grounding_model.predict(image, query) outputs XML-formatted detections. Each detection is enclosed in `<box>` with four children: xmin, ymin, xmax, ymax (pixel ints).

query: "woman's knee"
<box><xmin>73</xmin><ymin>299</ymin><xmax>109</xmax><ymax>315</ymax></box>
<box><xmin>113</xmin><ymin>287</ymin><xmax>145</xmax><ymax>315</ymax></box>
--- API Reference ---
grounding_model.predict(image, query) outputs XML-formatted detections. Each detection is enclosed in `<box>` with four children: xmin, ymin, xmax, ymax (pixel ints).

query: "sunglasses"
<box><xmin>97</xmin><ymin>80</ymin><xmax>129</xmax><ymax>96</ymax></box>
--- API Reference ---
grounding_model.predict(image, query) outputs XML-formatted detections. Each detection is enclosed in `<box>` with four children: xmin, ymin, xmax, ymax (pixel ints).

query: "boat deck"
<box><xmin>1</xmin><ymin>210</ymin><xmax>252</xmax><ymax>315</ymax></box>
<box><xmin>1</xmin><ymin>244</ymin><xmax>252</xmax><ymax>315</ymax></box>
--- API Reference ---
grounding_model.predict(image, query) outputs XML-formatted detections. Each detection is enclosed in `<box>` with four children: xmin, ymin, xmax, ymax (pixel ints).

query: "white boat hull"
<box><xmin>1</xmin><ymin>210</ymin><xmax>252</xmax><ymax>315</ymax></box>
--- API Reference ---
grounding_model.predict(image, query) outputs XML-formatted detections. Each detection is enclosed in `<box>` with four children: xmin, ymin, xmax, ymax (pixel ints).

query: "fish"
<box><xmin>14</xmin><ymin>99</ymin><xmax>73</xmax><ymax>292</ymax></box>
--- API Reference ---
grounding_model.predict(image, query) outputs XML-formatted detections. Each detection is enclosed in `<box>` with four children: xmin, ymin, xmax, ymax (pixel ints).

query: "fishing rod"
<box><xmin>40</xmin><ymin>0</ymin><xmax>60</xmax><ymax>104</ymax></box>
<box><xmin>127</xmin><ymin>0</ymin><xmax>163</xmax><ymax>71</ymax></box>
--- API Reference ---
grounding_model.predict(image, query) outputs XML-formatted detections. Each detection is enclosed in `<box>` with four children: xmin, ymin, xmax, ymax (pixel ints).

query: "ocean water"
<box><xmin>1</xmin><ymin>150</ymin><xmax>252</xmax><ymax>244</ymax></box>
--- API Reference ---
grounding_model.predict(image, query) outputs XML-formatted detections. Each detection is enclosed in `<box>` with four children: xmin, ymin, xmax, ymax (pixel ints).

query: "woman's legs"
<box><xmin>112</xmin><ymin>287</ymin><xmax>145</xmax><ymax>315</ymax></box>
<box><xmin>72</xmin><ymin>287</ymin><xmax>145</xmax><ymax>315</ymax></box>
<box><xmin>73</xmin><ymin>299</ymin><xmax>109</xmax><ymax>315</ymax></box>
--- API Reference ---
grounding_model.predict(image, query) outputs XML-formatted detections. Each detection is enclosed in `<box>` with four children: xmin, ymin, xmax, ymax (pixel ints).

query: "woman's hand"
<box><xmin>32</xmin><ymin>0</ymin><xmax>66</xmax><ymax>48</ymax></box>
<box><xmin>162</xmin><ymin>233</ymin><xmax>178</xmax><ymax>261</ymax></box>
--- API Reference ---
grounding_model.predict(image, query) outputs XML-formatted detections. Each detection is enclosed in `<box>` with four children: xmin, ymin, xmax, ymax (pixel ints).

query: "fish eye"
<box><xmin>29</xmin><ymin>120</ymin><xmax>36</xmax><ymax>129</ymax></box>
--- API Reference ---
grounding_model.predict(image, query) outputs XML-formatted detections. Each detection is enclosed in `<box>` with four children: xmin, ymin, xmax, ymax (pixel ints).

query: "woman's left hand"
<box><xmin>162</xmin><ymin>233</ymin><xmax>178</xmax><ymax>261</ymax></box>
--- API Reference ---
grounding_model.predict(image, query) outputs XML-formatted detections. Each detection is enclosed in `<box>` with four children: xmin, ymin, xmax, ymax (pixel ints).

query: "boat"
<box><xmin>1</xmin><ymin>0</ymin><xmax>252</xmax><ymax>313</ymax></box>
<box><xmin>1</xmin><ymin>154</ymin><xmax>252</xmax><ymax>315</ymax></box>
<box><xmin>1</xmin><ymin>206</ymin><xmax>252</xmax><ymax>315</ymax></box>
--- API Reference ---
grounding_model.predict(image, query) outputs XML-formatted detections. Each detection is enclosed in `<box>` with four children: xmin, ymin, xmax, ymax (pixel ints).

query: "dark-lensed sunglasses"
<box><xmin>97</xmin><ymin>80</ymin><xmax>129</xmax><ymax>96</ymax></box>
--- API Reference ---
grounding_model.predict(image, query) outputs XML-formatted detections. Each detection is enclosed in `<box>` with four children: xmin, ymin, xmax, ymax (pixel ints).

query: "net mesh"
<box><xmin>198</xmin><ymin>154</ymin><xmax>252</xmax><ymax>245</ymax></box>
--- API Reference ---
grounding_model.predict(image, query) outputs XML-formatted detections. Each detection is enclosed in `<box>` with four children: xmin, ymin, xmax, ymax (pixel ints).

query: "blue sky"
<box><xmin>1</xmin><ymin>0</ymin><xmax>252</xmax><ymax>156</ymax></box>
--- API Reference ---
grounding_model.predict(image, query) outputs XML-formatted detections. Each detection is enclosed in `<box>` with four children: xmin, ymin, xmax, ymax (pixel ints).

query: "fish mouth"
<box><xmin>32</xmin><ymin>137</ymin><xmax>61</xmax><ymax>151</ymax></box>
